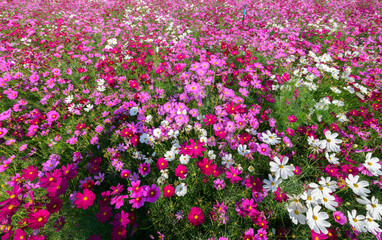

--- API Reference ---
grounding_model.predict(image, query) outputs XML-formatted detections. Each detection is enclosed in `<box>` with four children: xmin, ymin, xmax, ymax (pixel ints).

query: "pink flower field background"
<box><xmin>0</xmin><ymin>0</ymin><xmax>382</xmax><ymax>239</ymax></box>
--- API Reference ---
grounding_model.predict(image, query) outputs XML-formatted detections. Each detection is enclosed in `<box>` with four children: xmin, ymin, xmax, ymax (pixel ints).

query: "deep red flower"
<box><xmin>46</xmin><ymin>198</ymin><xmax>63</xmax><ymax>213</ymax></box>
<box><xmin>96</xmin><ymin>205</ymin><xmax>112</xmax><ymax>223</ymax></box>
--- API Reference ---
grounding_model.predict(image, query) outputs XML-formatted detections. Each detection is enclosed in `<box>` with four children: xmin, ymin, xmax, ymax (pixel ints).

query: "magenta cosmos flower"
<box><xmin>257</xmin><ymin>143</ymin><xmax>271</xmax><ymax>156</ymax></box>
<box><xmin>175</xmin><ymin>165</ymin><xmax>188</xmax><ymax>179</ymax></box>
<box><xmin>188</xmin><ymin>207</ymin><xmax>204</xmax><ymax>226</ymax></box>
<box><xmin>333</xmin><ymin>211</ymin><xmax>347</xmax><ymax>225</ymax></box>
<box><xmin>27</xmin><ymin>209</ymin><xmax>50</xmax><ymax>229</ymax></box>
<box><xmin>0</xmin><ymin>128</ymin><xmax>7</xmax><ymax>138</ymax></box>
<box><xmin>288</xmin><ymin>115</ymin><xmax>297</xmax><ymax>123</ymax></box>
<box><xmin>226</xmin><ymin>166</ymin><xmax>242</xmax><ymax>183</ymax></box>
<box><xmin>144</xmin><ymin>184</ymin><xmax>161</xmax><ymax>203</ymax></box>
<box><xmin>46</xmin><ymin>110</ymin><xmax>59</xmax><ymax>122</ymax></box>
<box><xmin>75</xmin><ymin>189</ymin><xmax>96</xmax><ymax>210</ymax></box>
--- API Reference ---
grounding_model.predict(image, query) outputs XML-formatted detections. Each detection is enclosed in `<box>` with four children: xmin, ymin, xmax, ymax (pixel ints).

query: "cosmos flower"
<box><xmin>188</xmin><ymin>207</ymin><xmax>204</xmax><ymax>226</ymax></box>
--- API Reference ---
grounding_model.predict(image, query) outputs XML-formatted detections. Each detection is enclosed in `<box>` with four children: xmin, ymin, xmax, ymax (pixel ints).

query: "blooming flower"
<box><xmin>270</xmin><ymin>156</ymin><xmax>295</xmax><ymax>180</ymax></box>
<box><xmin>163</xmin><ymin>185</ymin><xmax>175</xmax><ymax>198</ymax></box>
<box><xmin>75</xmin><ymin>189</ymin><xmax>96</xmax><ymax>210</ymax></box>
<box><xmin>238</xmin><ymin>144</ymin><xmax>250</xmax><ymax>156</ymax></box>
<box><xmin>0</xmin><ymin>128</ymin><xmax>7</xmax><ymax>138</ymax></box>
<box><xmin>144</xmin><ymin>185</ymin><xmax>161</xmax><ymax>203</ymax></box>
<box><xmin>225</xmin><ymin>167</ymin><xmax>242</xmax><ymax>184</ymax></box>
<box><xmin>333</xmin><ymin>211</ymin><xmax>347</xmax><ymax>225</ymax></box>
<box><xmin>188</xmin><ymin>207</ymin><xmax>204</xmax><ymax>226</ymax></box>
<box><xmin>214</xmin><ymin>179</ymin><xmax>226</xmax><ymax>190</ymax></box>
<box><xmin>46</xmin><ymin>110</ymin><xmax>59</xmax><ymax>122</ymax></box>
<box><xmin>175</xmin><ymin>165</ymin><xmax>188</xmax><ymax>179</ymax></box>
<box><xmin>263</xmin><ymin>174</ymin><xmax>282</xmax><ymax>193</ymax></box>
<box><xmin>27</xmin><ymin>209</ymin><xmax>50</xmax><ymax>229</ymax></box>
<box><xmin>347</xmin><ymin>210</ymin><xmax>366</xmax><ymax>233</ymax></box>
<box><xmin>321</xmin><ymin>130</ymin><xmax>342</xmax><ymax>153</ymax></box>
<box><xmin>306</xmin><ymin>206</ymin><xmax>330</xmax><ymax>234</ymax></box>
<box><xmin>345</xmin><ymin>174</ymin><xmax>370</xmax><ymax>197</ymax></box>
<box><xmin>175</xmin><ymin>183</ymin><xmax>187</xmax><ymax>197</ymax></box>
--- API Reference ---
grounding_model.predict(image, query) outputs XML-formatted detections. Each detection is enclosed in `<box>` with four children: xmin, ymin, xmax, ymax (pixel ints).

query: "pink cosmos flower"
<box><xmin>27</xmin><ymin>209</ymin><xmax>50</xmax><ymax>229</ymax></box>
<box><xmin>112</xmin><ymin>210</ymin><xmax>130</xmax><ymax>228</ymax></box>
<box><xmin>163</xmin><ymin>185</ymin><xmax>175</xmax><ymax>198</ymax></box>
<box><xmin>95</xmin><ymin>125</ymin><xmax>103</xmax><ymax>133</ymax></box>
<box><xmin>129</xmin><ymin>195</ymin><xmax>145</xmax><ymax>209</ymax></box>
<box><xmin>333</xmin><ymin>211</ymin><xmax>347</xmax><ymax>225</ymax></box>
<box><xmin>0</xmin><ymin>108</ymin><xmax>12</xmax><ymax>121</ymax></box>
<box><xmin>144</xmin><ymin>184</ymin><xmax>161</xmax><ymax>203</ymax></box>
<box><xmin>156</xmin><ymin>158</ymin><xmax>168</xmax><ymax>170</ymax></box>
<box><xmin>138</xmin><ymin>163</ymin><xmax>150</xmax><ymax>176</ymax></box>
<box><xmin>19</xmin><ymin>144</ymin><xmax>27</xmax><ymax>152</ymax></box>
<box><xmin>288</xmin><ymin>115</ymin><xmax>297</xmax><ymax>123</ymax></box>
<box><xmin>188</xmin><ymin>207</ymin><xmax>204</xmax><ymax>226</ymax></box>
<box><xmin>14</xmin><ymin>229</ymin><xmax>26</xmax><ymax>240</ymax></box>
<box><xmin>257</xmin><ymin>143</ymin><xmax>270</xmax><ymax>156</ymax></box>
<box><xmin>75</xmin><ymin>189</ymin><xmax>96</xmax><ymax>210</ymax></box>
<box><xmin>226</xmin><ymin>167</ymin><xmax>242</xmax><ymax>184</ymax></box>
<box><xmin>120</xmin><ymin>169</ymin><xmax>131</xmax><ymax>179</ymax></box>
<box><xmin>196</xmin><ymin>68</ymin><xmax>207</xmax><ymax>77</ymax></box>
<box><xmin>214</xmin><ymin>179</ymin><xmax>225</xmax><ymax>190</ymax></box>
<box><xmin>46</xmin><ymin>110</ymin><xmax>59</xmax><ymax>122</ymax></box>
<box><xmin>175</xmin><ymin>165</ymin><xmax>188</xmax><ymax>179</ymax></box>
<box><xmin>200</xmin><ymin>62</ymin><xmax>210</xmax><ymax>70</ymax></box>
<box><xmin>111</xmin><ymin>195</ymin><xmax>129</xmax><ymax>209</ymax></box>
<box><xmin>0</xmin><ymin>127</ymin><xmax>7</xmax><ymax>138</ymax></box>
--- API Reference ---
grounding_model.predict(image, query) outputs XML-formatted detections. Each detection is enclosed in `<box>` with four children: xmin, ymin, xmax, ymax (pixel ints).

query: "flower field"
<box><xmin>1</xmin><ymin>0</ymin><xmax>382</xmax><ymax>239</ymax></box>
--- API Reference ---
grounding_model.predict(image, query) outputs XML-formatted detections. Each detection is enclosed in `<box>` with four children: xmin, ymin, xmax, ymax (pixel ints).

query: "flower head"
<box><xmin>188</xmin><ymin>207</ymin><xmax>204</xmax><ymax>226</ymax></box>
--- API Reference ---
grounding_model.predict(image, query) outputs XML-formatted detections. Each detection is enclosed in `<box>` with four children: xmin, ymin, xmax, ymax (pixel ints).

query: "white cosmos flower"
<box><xmin>222</xmin><ymin>153</ymin><xmax>235</xmax><ymax>168</ymax></box>
<box><xmin>364</xmin><ymin>214</ymin><xmax>382</xmax><ymax>233</ymax></box>
<box><xmin>287</xmin><ymin>205</ymin><xmax>307</xmax><ymax>224</ymax></box>
<box><xmin>318</xmin><ymin>177</ymin><xmax>338</xmax><ymax>192</ymax></box>
<box><xmin>325</xmin><ymin>152</ymin><xmax>339</xmax><ymax>164</ymax></box>
<box><xmin>164</xmin><ymin>150</ymin><xmax>176</xmax><ymax>162</ymax></box>
<box><xmin>179</xmin><ymin>154</ymin><xmax>190</xmax><ymax>165</ymax></box>
<box><xmin>157</xmin><ymin>176</ymin><xmax>166</xmax><ymax>185</ymax></box>
<box><xmin>84</xmin><ymin>104</ymin><xmax>93</xmax><ymax>112</ymax></box>
<box><xmin>347</xmin><ymin>210</ymin><xmax>367</xmax><ymax>233</ymax></box>
<box><xmin>130</xmin><ymin>107</ymin><xmax>139</xmax><ymax>116</ymax></box>
<box><xmin>301</xmin><ymin>189</ymin><xmax>319</xmax><ymax>207</ymax></box>
<box><xmin>345</xmin><ymin>174</ymin><xmax>370</xmax><ymax>197</ymax></box>
<box><xmin>175</xmin><ymin>183</ymin><xmax>187</xmax><ymax>196</ymax></box>
<box><xmin>96</xmin><ymin>85</ymin><xmax>106</xmax><ymax>92</ymax></box>
<box><xmin>270</xmin><ymin>156</ymin><xmax>295</xmax><ymax>180</ymax></box>
<box><xmin>319</xmin><ymin>194</ymin><xmax>338</xmax><ymax>211</ymax></box>
<box><xmin>320</xmin><ymin>130</ymin><xmax>342</xmax><ymax>153</ymax></box>
<box><xmin>260</xmin><ymin>130</ymin><xmax>281</xmax><ymax>145</ymax></box>
<box><xmin>308</xmin><ymin>183</ymin><xmax>332</xmax><ymax>200</ymax></box>
<box><xmin>153</xmin><ymin>128</ymin><xmax>162</xmax><ymax>138</ymax></box>
<box><xmin>145</xmin><ymin>115</ymin><xmax>153</xmax><ymax>123</ymax></box>
<box><xmin>306</xmin><ymin>205</ymin><xmax>330</xmax><ymax>234</ymax></box>
<box><xmin>238</xmin><ymin>144</ymin><xmax>250</xmax><ymax>156</ymax></box>
<box><xmin>363</xmin><ymin>153</ymin><xmax>382</xmax><ymax>176</ymax></box>
<box><xmin>64</xmin><ymin>95</ymin><xmax>73</xmax><ymax>104</ymax></box>
<box><xmin>356</xmin><ymin>196</ymin><xmax>382</xmax><ymax>220</ymax></box>
<box><xmin>139</xmin><ymin>133</ymin><xmax>148</xmax><ymax>143</ymax></box>
<box><xmin>263</xmin><ymin>174</ymin><xmax>282</xmax><ymax>193</ymax></box>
